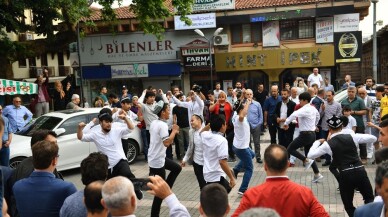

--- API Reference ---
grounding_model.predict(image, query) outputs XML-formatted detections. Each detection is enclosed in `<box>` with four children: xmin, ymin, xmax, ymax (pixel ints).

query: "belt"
<box><xmin>341</xmin><ymin>164</ymin><xmax>364</xmax><ymax>172</ymax></box>
<box><xmin>300</xmin><ymin>131</ymin><xmax>315</xmax><ymax>134</ymax></box>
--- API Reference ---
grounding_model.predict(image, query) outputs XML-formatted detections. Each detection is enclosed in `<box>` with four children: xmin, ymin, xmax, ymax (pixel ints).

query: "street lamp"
<box><xmin>194</xmin><ymin>27</ymin><xmax>223</xmax><ymax>90</ymax></box>
<box><xmin>372</xmin><ymin>0</ymin><xmax>378</xmax><ymax>82</ymax></box>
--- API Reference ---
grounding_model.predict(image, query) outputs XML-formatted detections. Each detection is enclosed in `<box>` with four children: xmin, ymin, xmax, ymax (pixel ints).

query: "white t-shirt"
<box><xmin>232</xmin><ymin>113</ymin><xmax>250</xmax><ymax>149</ymax></box>
<box><xmin>148</xmin><ymin>119</ymin><xmax>170</xmax><ymax>168</ymax></box>
<box><xmin>214</xmin><ymin>89</ymin><xmax>221</xmax><ymax>100</ymax></box>
<box><xmin>343</xmin><ymin>115</ymin><xmax>357</xmax><ymax>130</ymax></box>
<box><xmin>201</xmin><ymin>131</ymin><xmax>228</xmax><ymax>182</ymax></box>
<box><xmin>307</xmin><ymin>73</ymin><xmax>323</xmax><ymax>88</ymax></box>
<box><xmin>81</xmin><ymin>122</ymin><xmax>131</xmax><ymax>169</ymax></box>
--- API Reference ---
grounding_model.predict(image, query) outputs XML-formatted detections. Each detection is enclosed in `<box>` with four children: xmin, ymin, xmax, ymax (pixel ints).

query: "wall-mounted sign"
<box><xmin>316</xmin><ymin>17</ymin><xmax>334</xmax><ymax>43</ymax></box>
<box><xmin>181</xmin><ymin>47</ymin><xmax>213</xmax><ymax>56</ymax></box>
<box><xmin>262</xmin><ymin>21</ymin><xmax>280</xmax><ymax>47</ymax></box>
<box><xmin>111</xmin><ymin>64</ymin><xmax>149</xmax><ymax>79</ymax></box>
<box><xmin>334</xmin><ymin>13</ymin><xmax>359</xmax><ymax>32</ymax></box>
<box><xmin>175</xmin><ymin>13</ymin><xmax>216</xmax><ymax>30</ymax></box>
<box><xmin>192</xmin><ymin>0</ymin><xmax>235</xmax><ymax>12</ymax></box>
<box><xmin>215</xmin><ymin>46</ymin><xmax>334</xmax><ymax>71</ymax></box>
<box><xmin>79</xmin><ymin>31</ymin><xmax>216</xmax><ymax>66</ymax></box>
<box><xmin>251</xmin><ymin>9</ymin><xmax>316</xmax><ymax>22</ymax></box>
<box><xmin>183</xmin><ymin>54</ymin><xmax>213</xmax><ymax>68</ymax></box>
<box><xmin>334</xmin><ymin>31</ymin><xmax>362</xmax><ymax>63</ymax></box>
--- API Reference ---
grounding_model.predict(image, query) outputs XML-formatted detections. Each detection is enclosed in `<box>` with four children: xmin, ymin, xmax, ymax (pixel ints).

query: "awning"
<box><xmin>0</xmin><ymin>79</ymin><xmax>38</xmax><ymax>95</ymax></box>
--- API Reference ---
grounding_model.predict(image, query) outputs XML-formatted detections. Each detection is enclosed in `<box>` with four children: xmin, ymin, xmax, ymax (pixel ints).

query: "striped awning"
<box><xmin>0</xmin><ymin>79</ymin><xmax>38</xmax><ymax>95</ymax></box>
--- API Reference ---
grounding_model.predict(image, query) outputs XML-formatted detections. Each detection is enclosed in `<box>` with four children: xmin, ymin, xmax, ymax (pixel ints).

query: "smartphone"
<box><xmin>132</xmin><ymin>178</ymin><xmax>151</xmax><ymax>191</ymax></box>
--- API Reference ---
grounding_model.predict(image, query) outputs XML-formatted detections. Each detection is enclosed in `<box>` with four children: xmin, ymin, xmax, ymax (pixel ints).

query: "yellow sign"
<box><xmin>215</xmin><ymin>46</ymin><xmax>334</xmax><ymax>71</ymax></box>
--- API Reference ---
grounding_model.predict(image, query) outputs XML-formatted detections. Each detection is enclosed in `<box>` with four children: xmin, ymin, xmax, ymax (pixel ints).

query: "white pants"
<box><xmin>35</xmin><ymin>102</ymin><xmax>49</xmax><ymax>117</ymax></box>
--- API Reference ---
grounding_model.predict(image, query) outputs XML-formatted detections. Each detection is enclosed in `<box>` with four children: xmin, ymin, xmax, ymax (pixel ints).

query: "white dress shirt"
<box><xmin>183</xmin><ymin>127</ymin><xmax>204</xmax><ymax>165</ymax></box>
<box><xmin>173</xmin><ymin>94</ymin><xmax>204</xmax><ymax>123</ymax></box>
<box><xmin>165</xmin><ymin>193</ymin><xmax>190</xmax><ymax>217</ymax></box>
<box><xmin>308</xmin><ymin>131</ymin><xmax>377</xmax><ymax>159</ymax></box>
<box><xmin>81</xmin><ymin>122</ymin><xmax>131</xmax><ymax>169</ymax></box>
<box><xmin>284</xmin><ymin>104</ymin><xmax>319</xmax><ymax>131</ymax></box>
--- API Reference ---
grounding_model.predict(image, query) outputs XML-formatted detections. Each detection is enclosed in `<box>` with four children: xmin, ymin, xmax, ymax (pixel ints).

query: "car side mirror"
<box><xmin>55</xmin><ymin>128</ymin><xmax>66</xmax><ymax>136</ymax></box>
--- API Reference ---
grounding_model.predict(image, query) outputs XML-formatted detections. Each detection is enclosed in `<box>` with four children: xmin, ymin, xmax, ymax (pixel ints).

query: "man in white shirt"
<box><xmin>172</xmin><ymin>90</ymin><xmax>205</xmax><ymax>124</ymax></box>
<box><xmin>148</xmin><ymin>101</ymin><xmax>181</xmax><ymax>217</ymax></box>
<box><xmin>289</xmin><ymin>87</ymin><xmax>299</xmax><ymax>104</ymax></box>
<box><xmin>283</xmin><ymin>92</ymin><xmax>323</xmax><ymax>183</ymax></box>
<box><xmin>307</xmin><ymin>68</ymin><xmax>324</xmax><ymax>88</ymax></box>
<box><xmin>77</xmin><ymin>108</ymin><xmax>142</xmax><ymax>200</ymax></box>
<box><xmin>214</xmin><ymin>82</ymin><xmax>222</xmax><ymax>100</ymax></box>
<box><xmin>201</xmin><ymin>115</ymin><xmax>236</xmax><ymax>193</ymax></box>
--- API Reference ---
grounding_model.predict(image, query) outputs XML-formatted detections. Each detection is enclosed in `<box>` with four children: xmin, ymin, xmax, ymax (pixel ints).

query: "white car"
<box><xmin>10</xmin><ymin>108</ymin><xmax>143</xmax><ymax>171</ymax></box>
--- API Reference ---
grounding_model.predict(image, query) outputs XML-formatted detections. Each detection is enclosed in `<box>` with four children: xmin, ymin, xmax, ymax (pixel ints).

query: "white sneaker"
<box><xmin>312</xmin><ymin>174</ymin><xmax>324</xmax><ymax>183</ymax></box>
<box><xmin>304</xmin><ymin>159</ymin><xmax>314</xmax><ymax>170</ymax></box>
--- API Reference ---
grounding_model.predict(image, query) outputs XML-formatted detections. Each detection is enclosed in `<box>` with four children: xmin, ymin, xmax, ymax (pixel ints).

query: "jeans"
<box><xmin>149</xmin><ymin>158</ymin><xmax>182</xmax><ymax>217</ymax></box>
<box><xmin>233</xmin><ymin>147</ymin><xmax>255</xmax><ymax>192</ymax></box>
<box><xmin>287</xmin><ymin>131</ymin><xmax>320</xmax><ymax>174</ymax></box>
<box><xmin>0</xmin><ymin>146</ymin><xmax>10</xmax><ymax>166</ymax></box>
<box><xmin>143</xmin><ymin>129</ymin><xmax>149</xmax><ymax>161</ymax></box>
<box><xmin>250</xmin><ymin>126</ymin><xmax>261</xmax><ymax>160</ymax></box>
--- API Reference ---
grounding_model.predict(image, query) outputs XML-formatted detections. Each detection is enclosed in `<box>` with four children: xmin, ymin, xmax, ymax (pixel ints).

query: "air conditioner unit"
<box><xmin>214</xmin><ymin>34</ymin><xmax>229</xmax><ymax>46</ymax></box>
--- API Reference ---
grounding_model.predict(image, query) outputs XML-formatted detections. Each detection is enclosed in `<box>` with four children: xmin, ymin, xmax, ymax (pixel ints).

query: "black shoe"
<box><xmin>322</xmin><ymin>161</ymin><xmax>331</xmax><ymax>166</ymax></box>
<box><xmin>135</xmin><ymin>189</ymin><xmax>144</xmax><ymax>200</ymax></box>
<box><xmin>256</xmin><ymin>158</ymin><xmax>263</xmax><ymax>164</ymax></box>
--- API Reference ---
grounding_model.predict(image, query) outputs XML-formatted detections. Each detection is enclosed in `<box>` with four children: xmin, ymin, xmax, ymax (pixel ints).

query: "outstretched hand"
<box><xmin>147</xmin><ymin>175</ymin><xmax>173</xmax><ymax>200</ymax></box>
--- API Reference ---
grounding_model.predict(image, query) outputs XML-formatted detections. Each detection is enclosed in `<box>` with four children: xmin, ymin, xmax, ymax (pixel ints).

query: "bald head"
<box><xmin>270</xmin><ymin>85</ymin><xmax>278</xmax><ymax>97</ymax></box>
<box><xmin>245</xmin><ymin>89</ymin><xmax>253</xmax><ymax>99</ymax></box>
<box><xmin>358</xmin><ymin>87</ymin><xmax>367</xmax><ymax>99</ymax></box>
<box><xmin>290</xmin><ymin>87</ymin><xmax>298</xmax><ymax>98</ymax></box>
<box><xmin>264</xmin><ymin>144</ymin><xmax>288</xmax><ymax>174</ymax></box>
<box><xmin>101</xmin><ymin>176</ymin><xmax>136</xmax><ymax>214</ymax></box>
<box><xmin>308</xmin><ymin>87</ymin><xmax>316</xmax><ymax>97</ymax></box>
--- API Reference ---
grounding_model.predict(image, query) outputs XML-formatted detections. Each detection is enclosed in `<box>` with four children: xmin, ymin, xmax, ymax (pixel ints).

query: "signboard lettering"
<box><xmin>175</xmin><ymin>13</ymin><xmax>216</xmax><ymax>30</ymax></box>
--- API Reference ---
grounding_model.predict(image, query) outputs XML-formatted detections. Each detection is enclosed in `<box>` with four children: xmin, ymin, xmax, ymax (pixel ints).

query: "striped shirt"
<box><xmin>321</xmin><ymin>100</ymin><xmax>342</xmax><ymax>131</ymax></box>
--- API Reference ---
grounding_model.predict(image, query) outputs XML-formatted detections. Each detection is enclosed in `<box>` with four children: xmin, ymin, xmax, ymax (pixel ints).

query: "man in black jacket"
<box><xmin>274</xmin><ymin>89</ymin><xmax>296</xmax><ymax>149</ymax></box>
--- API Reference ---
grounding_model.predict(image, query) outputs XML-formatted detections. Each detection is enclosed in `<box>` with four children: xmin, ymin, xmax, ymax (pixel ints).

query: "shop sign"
<box><xmin>334</xmin><ymin>31</ymin><xmax>362</xmax><ymax>63</ymax></box>
<box><xmin>316</xmin><ymin>17</ymin><xmax>334</xmax><ymax>43</ymax></box>
<box><xmin>251</xmin><ymin>9</ymin><xmax>316</xmax><ymax>22</ymax></box>
<box><xmin>334</xmin><ymin>13</ymin><xmax>359</xmax><ymax>32</ymax></box>
<box><xmin>183</xmin><ymin>54</ymin><xmax>213</xmax><ymax>67</ymax></box>
<box><xmin>111</xmin><ymin>64</ymin><xmax>149</xmax><ymax>78</ymax></box>
<box><xmin>175</xmin><ymin>13</ymin><xmax>216</xmax><ymax>30</ymax></box>
<box><xmin>215</xmin><ymin>46</ymin><xmax>334</xmax><ymax>71</ymax></box>
<box><xmin>181</xmin><ymin>47</ymin><xmax>213</xmax><ymax>56</ymax></box>
<box><xmin>192</xmin><ymin>0</ymin><xmax>235</xmax><ymax>12</ymax></box>
<box><xmin>79</xmin><ymin>31</ymin><xmax>212</xmax><ymax>66</ymax></box>
<box><xmin>262</xmin><ymin>21</ymin><xmax>280</xmax><ymax>47</ymax></box>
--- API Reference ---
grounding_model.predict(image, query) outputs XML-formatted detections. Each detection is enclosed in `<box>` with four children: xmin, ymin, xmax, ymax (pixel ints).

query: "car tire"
<box><xmin>124</xmin><ymin>139</ymin><xmax>139</xmax><ymax>164</ymax></box>
<box><xmin>9</xmin><ymin>156</ymin><xmax>27</xmax><ymax>169</ymax></box>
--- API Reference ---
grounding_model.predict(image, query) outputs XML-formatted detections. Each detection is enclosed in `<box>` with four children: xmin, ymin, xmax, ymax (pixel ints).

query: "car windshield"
<box><xmin>16</xmin><ymin>116</ymin><xmax>63</xmax><ymax>136</ymax></box>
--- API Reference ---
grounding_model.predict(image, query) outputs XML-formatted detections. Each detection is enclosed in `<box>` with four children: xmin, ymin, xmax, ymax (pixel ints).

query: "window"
<box><xmin>251</xmin><ymin>23</ymin><xmax>262</xmax><ymax>43</ymax></box>
<box><xmin>16</xmin><ymin>116</ymin><xmax>62</xmax><ymax>136</ymax></box>
<box><xmin>57</xmin><ymin>52</ymin><xmax>64</xmax><ymax>66</ymax></box>
<box><xmin>18</xmin><ymin>58</ymin><xmax>27</xmax><ymax>68</ymax></box>
<box><xmin>298</xmin><ymin>20</ymin><xmax>314</xmax><ymax>39</ymax></box>
<box><xmin>280</xmin><ymin>19</ymin><xmax>314</xmax><ymax>40</ymax></box>
<box><xmin>41</xmin><ymin>53</ymin><xmax>48</xmax><ymax>66</ymax></box>
<box><xmin>280</xmin><ymin>20</ymin><xmax>298</xmax><ymax>40</ymax></box>
<box><xmin>28</xmin><ymin>57</ymin><xmax>36</xmax><ymax>67</ymax></box>
<box><xmin>231</xmin><ymin>23</ymin><xmax>263</xmax><ymax>44</ymax></box>
<box><xmin>231</xmin><ymin>25</ymin><xmax>242</xmax><ymax>44</ymax></box>
<box><xmin>59</xmin><ymin>115</ymin><xmax>88</xmax><ymax>136</ymax></box>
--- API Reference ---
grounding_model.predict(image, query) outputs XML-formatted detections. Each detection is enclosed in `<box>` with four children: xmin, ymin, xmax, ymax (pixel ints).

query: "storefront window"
<box><xmin>298</xmin><ymin>20</ymin><xmax>314</xmax><ymax>39</ymax></box>
<box><xmin>280</xmin><ymin>19</ymin><xmax>314</xmax><ymax>40</ymax></box>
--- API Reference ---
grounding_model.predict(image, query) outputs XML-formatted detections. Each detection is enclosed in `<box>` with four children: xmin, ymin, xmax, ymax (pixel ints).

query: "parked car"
<box><xmin>9</xmin><ymin>108</ymin><xmax>143</xmax><ymax>171</ymax></box>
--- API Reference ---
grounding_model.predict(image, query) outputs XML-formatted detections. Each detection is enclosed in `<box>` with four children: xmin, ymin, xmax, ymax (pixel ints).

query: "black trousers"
<box><xmin>206</xmin><ymin>176</ymin><xmax>231</xmax><ymax>194</ymax></box>
<box><xmin>356</xmin><ymin>126</ymin><xmax>367</xmax><ymax>159</ymax></box>
<box><xmin>339</xmin><ymin>167</ymin><xmax>374</xmax><ymax>217</ymax></box>
<box><xmin>278</xmin><ymin>127</ymin><xmax>294</xmax><ymax>149</ymax></box>
<box><xmin>193</xmin><ymin>161</ymin><xmax>206</xmax><ymax>190</ymax></box>
<box><xmin>108</xmin><ymin>159</ymin><xmax>135</xmax><ymax>179</ymax></box>
<box><xmin>268</xmin><ymin>124</ymin><xmax>278</xmax><ymax>144</ymax></box>
<box><xmin>149</xmin><ymin>158</ymin><xmax>182</xmax><ymax>217</ymax></box>
<box><xmin>287</xmin><ymin>131</ymin><xmax>320</xmax><ymax>174</ymax></box>
<box><xmin>226</xmin><ymin>128</ymin><xmax>235</xmax><ymax>158</ymax></box>
<box><xmin>121</xmin><ymin>139</ymin><xmax>129</xmax><ymax>158</ymax></box>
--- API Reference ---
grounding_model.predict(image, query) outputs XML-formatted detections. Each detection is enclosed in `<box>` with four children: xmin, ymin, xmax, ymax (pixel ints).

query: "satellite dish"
<box><xmin>214</xmin><ymin>36</ymin><xmax>223</xmax><ymax>44</ymax></box>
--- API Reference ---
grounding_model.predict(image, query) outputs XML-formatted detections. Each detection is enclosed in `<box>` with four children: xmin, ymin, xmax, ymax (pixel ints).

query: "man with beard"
<box><xmin>274</xmin><ymin>89</ymin><xmax>296</xmax><ymax>151</ymax></box>
<box><xmin>77</xmin><ymin>108</ymin><xmax>143</xmax><ymax>200</ymax></box>
<box><xmin>264</xmin><ymin>85</ymin><xmax>282</xmax><ymax>144</ymax></box>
